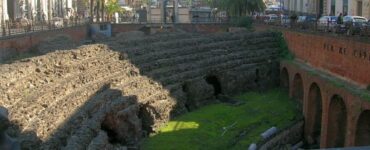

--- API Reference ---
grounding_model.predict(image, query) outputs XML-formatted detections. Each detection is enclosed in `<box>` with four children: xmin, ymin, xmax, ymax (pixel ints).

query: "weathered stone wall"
<box><xmin>259</xmin><ymin>121</ymin><xmax>304</xmax><ymax>150</ymax></box>
<box><xmin>0</xmin><ymin>26</ymin><xmax>87</xmax><ymax>62</ymax></box>
<box><xmin>0</xmin><ymin>32</ymin><xmax>281</xmax><ymax>149</ymax></box>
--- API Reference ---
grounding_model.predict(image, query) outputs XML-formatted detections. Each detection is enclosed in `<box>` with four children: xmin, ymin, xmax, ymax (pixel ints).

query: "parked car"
<box><xmin>52</xmin><ymin>17</ymin><xmax>64</xmax><ymax>28</ymax></box>
<box><xmin>361</xmin><ymin>20</ymin><xmax>370</xmax><ymax>36</ymax></box>
<box><xmin>343</xmin><ymin>16</ymin><xmax>368</xmax><ymax>35</ymax></box>
<box><xmin>297</xmin><ymin>15</ymin><xmax>317</xmax><ymax>29</ymax></box>
<box><xmin>264</xmin><ymin>14</ymin><xmax>279</xmax><ymax>25</ymax></box>
<box><xmin>317</xmin><ymin>16</ymin><xmax>337</xmax><ymax>32</ymax></box>
<box><xmin>280</xmin><ymin>15</ymin><xmax>291</xmax><ymax>27</ymax></box>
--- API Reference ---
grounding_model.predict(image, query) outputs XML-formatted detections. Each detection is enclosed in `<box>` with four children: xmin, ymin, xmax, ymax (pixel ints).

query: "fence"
<box><xmin>112</xmin><ymin>16</ymin><xmax>231</xmax><ymax>24</ymax></box>
<box><xmin>254</xmin><ymin>16</ymin><xmax>370</xmax><ymax>37</ymax></box>
<box><xmin>0</xmin><ymin>18</ymin><xmax>88</xmax><ymax>38</ymax></box>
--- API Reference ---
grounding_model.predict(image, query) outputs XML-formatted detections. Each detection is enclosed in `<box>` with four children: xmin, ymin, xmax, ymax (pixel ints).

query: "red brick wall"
<box><xmin>176</xmin><ymin>24</ymin><xmax>228</xmax><ymax>33</ymax></box>
<box><xmin>0</xmin><ymin>26</ymin><xmax>87</xmax><ymax>52</ymax></box>
<box><xmin>111</xmin><ymin>24</ymin><xmax>146</xmax><ymax>36</ymax></box>
<box><xmin>283</xmin><ymin>31</ymin><xmax>370</xmax><ymax>87</ymax></box>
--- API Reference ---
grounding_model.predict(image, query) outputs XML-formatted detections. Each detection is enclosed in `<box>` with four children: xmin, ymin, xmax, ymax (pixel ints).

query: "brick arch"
<box><xmin>327</xmin><ymin>95</ymin><xmax>347</xmax><ymax>148</ymax></box>
<box><xmin>292</xmin><ymin>73</ymin><xmax>304</xmax><ymax>103</ymax></box>
<box><xmin>355</xmin><ymin>110</ymin><xmax>370</xmax><ymax>146</ymax></box>
<box><xmin>305</xmin><ymin>82</ymin><xmax>323</xmax><ymax>146</ymax></box>
<box><xmin>281</xmin><ymin>68</ymin><xmax>289</xmax><ymax>90</ymax></box>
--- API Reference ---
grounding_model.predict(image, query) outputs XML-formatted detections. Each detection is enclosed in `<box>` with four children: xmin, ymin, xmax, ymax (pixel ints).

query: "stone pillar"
<box><xmin>347</xmin><ymin>0</ymin><xmax>354</xmax><ymax>16</ymax></box>
<box><xmin>174</xmin><ymin>0</ymin><xmax>178</xmax><ymax>23</ymax></box>
<box><xmin>160</xmin><ymin>0</ymin><xmax>165</xmax><ymax>23</ymax></box>
<box><xmin>148</xmin><ymin>2</ymin><xmax>151</xmax><ymax>23</ymax></box>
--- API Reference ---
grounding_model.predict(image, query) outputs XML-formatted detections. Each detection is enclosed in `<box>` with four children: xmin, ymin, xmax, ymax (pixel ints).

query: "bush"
<box><xmin>231</xmin><ymin>16</ymin><xmax>253</xmax><ymax>29</ymax></box>
<box><xmin>272</xmin><ymin>32</ymin><xmax>294</xmax><ymax>60</ymax></box>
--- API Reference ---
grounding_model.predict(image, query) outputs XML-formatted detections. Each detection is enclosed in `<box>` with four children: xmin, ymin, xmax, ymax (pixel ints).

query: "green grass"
<box><xmin>142</xmin><ymin>89</ymin><xmax>301</xmax><ymax>150</ymax></box>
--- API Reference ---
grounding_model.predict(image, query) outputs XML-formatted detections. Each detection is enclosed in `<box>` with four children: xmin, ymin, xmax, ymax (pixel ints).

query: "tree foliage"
<box><xmin>106</xmin><ymin>0</ymin><xmax>124</xmax><ymax>16</ymax></box>
<box><xmin>204</xmin><ymin>0</ymin><xmax>265</xmax><ymax>16</ymax></box>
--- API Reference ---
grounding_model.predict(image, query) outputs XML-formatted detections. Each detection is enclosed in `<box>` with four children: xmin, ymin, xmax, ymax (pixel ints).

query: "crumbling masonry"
<box><xmin>0</xmin><ymin>32</ymin><xmax>281</xmax><ymax>149</ymax></box>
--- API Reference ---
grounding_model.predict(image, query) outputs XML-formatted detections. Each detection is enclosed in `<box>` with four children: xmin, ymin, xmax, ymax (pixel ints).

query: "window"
<box><xmin>343</xmin><ymin>0</ymin><xmax>348</xmax><ymax>15</ymax></box>
<box><xmin>100</xmin><ymin>24</ymin><xmax>108</xmax><ymax>30</ymax></box>
<box><xmin>331</xmin><ymin>0</ymin><xmax>336</xmax><ymax>15</ymax></box>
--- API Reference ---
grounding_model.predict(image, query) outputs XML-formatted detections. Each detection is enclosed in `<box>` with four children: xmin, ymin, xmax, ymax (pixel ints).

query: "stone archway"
<box><xmin>327</xmin><ymin>95</ymin><xmax>347</xmax><ymax>148</ymax></box>
<box><xmin>292</xmin><ymin>73</ymin><xmax>303</xmax><ymax>103</ymax></box>
<box><xmin>305</xmin><ymin>83</ymin><xmax>323</xmax><ymax>146</ymax></box>
<box><xmin>281</xmin><ymin>68</ymin><xmax>289</xmax><ymax>90</ymax></box>
<box><xmin>355</xmin><ymin>110</ymin><xmax>370</xmax><ymax>146</ymax></box>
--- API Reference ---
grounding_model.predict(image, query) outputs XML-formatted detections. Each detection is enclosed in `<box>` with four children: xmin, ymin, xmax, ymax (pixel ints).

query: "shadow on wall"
<box><xmin>8</xmin><ymin>84</ymin><xmax>143</xmax><ymax>149</ymax></box>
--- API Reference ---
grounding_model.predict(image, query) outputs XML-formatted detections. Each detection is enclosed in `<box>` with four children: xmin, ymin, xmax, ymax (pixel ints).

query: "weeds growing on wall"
<box><xmin>273</xmin><ymin>32</ymin><xmax>294</xmax><ymax>60</ymax></box>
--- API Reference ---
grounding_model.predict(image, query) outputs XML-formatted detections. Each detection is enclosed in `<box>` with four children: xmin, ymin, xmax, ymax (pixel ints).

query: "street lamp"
<box><xmin>1</xmin><ymin>0</ymin><xmax>6</xmax><ymax>36</ymax></box>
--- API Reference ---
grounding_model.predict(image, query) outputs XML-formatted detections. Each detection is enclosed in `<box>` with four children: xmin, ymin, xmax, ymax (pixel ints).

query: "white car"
<box><xmin>343</xmin><ymin>16</ymin><xmax>368</xmax><ymax>35</ymax></box>
<box><xmin>264</xmin><ymin>14</ymin><xmax>279</xmax><ymax>25</ymax></box>
<box><xmin>52</xmin><ymin>17</ymin><xmax>64</xmax><ymax>28</ymax></box>
<box><xmin>280</xmin><ymin>15</ymin><xmax>290</xmax><ymax>27</ymax></box>
<box><xmin>318</xmin><ymin>16</ymin><xmax>337</xmax><ymax>32</ymax></box>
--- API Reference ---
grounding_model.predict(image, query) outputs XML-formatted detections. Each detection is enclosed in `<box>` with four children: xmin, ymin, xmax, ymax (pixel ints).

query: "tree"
<box><xmin>105</xmin><ymin>0</ymin><xmax>125</xmax><ymax>21</ymax></box>
<box><xmin>204</xmin><ymin>0</ymin><xmax>265</xmax><ymax>16</ymax></box>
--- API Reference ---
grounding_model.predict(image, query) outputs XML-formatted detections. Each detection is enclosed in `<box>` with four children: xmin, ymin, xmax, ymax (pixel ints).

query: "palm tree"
<box><xmin>105</xmin><ymin>0</ymin><xmax>124</xmax><ymax>21</ymax></box>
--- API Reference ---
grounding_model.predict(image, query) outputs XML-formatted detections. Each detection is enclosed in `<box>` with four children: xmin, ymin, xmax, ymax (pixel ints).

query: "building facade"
<box><xmin>283</xmin><ymin>0</ymin><xmax>370</xmax><ymax>18</ymax></box>
<box><xmin>283</xmin><ymin>0</ymin><xmax>320</xmax><ymax>15</ymax></box>
<box><xmin>1</xmin><ymin>0</ymin><xmax>80</xmax><ymax>22</ymax></box>
<box><xmin>325</xmin><ymin>0</ymin><xmax>370</xmax><ymax>18</ymax></box>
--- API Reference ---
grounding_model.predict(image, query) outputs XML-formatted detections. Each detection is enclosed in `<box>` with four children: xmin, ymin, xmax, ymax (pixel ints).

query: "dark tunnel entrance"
<box><xmin>205</xmin><ymin>75</ymin><xmax>222</xmax><ymax>96</ymax></box>
<box><xmin>101</xmin><ymin>114</ymin><xmax>123</xmax><ymax>144</ymax></box>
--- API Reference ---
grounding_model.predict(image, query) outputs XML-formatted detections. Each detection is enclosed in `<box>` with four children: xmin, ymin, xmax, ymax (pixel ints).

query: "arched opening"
<box><xmin>281</xmin><ymin>68</ymin><xmax>289</xmax><ymax>90</ymax></box>
<box><xmin>305</xmin><ymin>83</ymin><xmax>322</xmax><ymax>147</ymax></box>
<box><xmin>292</xmin><ymin>73</ymin><xmax>303</xmax><ymax>102</ymax></box>
<box><xmin>355</xmin><ymin>110</ymin><xmax>370</xmax><ymax>146</ymax></box>
<box><xmin>205</xmin><ymin>75</ymin><xmax>222</xmax><ymax>96</ymax></box>
<box><xmin>254</xmin><ymin>69</ymin><xmax>262</xmax><ymax>91</ymax></box>
<box><xmin>327</xmin><ymin>95</ymin><xmax>347</xmax><ymax>148</ymax></box>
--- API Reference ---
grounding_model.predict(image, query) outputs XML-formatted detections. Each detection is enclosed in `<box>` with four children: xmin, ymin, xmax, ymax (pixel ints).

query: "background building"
<box><xmin>1</xmin><ymin>0</ymin><xmax>80</xmax><ymax>22</ymax></box>
<box><xmin>283</xmin><ymin>0</ymin><xmax>370</xmax><ymax>18</ymax></box>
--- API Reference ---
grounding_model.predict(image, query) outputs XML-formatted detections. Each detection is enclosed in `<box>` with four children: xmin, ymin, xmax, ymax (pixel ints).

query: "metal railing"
<box><xmin>254</xmin><ymin>16</ymin><xmax>370</xmax><ymax>37</ymax></box>
<box><xmin>0</xmin><ymin>18</ymin><xmax>88</xmax><ymax>38</ymax></box>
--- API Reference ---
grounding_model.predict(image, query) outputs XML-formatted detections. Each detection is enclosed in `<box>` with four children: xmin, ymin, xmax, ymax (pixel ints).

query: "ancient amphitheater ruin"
<box><xmin>0</xmin><ymin>31</ymin><xmax>281</xmax><ymax>149</ymax></box>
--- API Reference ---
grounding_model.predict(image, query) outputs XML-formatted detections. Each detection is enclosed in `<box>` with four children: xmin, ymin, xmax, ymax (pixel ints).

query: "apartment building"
<box><xmin>283</xmin><ymin>0</ymin><xmax>370</xmax><ymax>18</ymax></box>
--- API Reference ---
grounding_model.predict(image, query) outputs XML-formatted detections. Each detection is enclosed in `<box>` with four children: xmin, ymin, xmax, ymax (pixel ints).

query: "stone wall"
<box><xmin>111</xmin><ymin>23</ymin><xmax>229</xmax><ymax>35</ymax></box>
<box><xmin>0</xmin><ymin>24</ymin><xmax>228</xmax><ymax>62</ymax></box>
<box><xmin>0</xmin><ymin>26</ymin><xmax>87</xmax><ymax>62</ymax></box>
<box><xmin>259</xmin><ymin>121</ymin><xmax>304</xmax><ymax>150</ymax></box>
<box><xmin>0</xmin><ymin>32</ymin><xmax>281</xmax><ymax>149</ymax></box>
<box><xmin>283</xmin><ymin>31</ymin><xmax>370</xmax><ymax>87</ymax></box>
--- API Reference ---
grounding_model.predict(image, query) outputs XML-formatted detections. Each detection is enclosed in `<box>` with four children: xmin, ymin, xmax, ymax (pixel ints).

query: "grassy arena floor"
<box><xmin>142</xmin><ymin>89</ymin><xmax>301</xmax><ymax>150</ymax></box>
